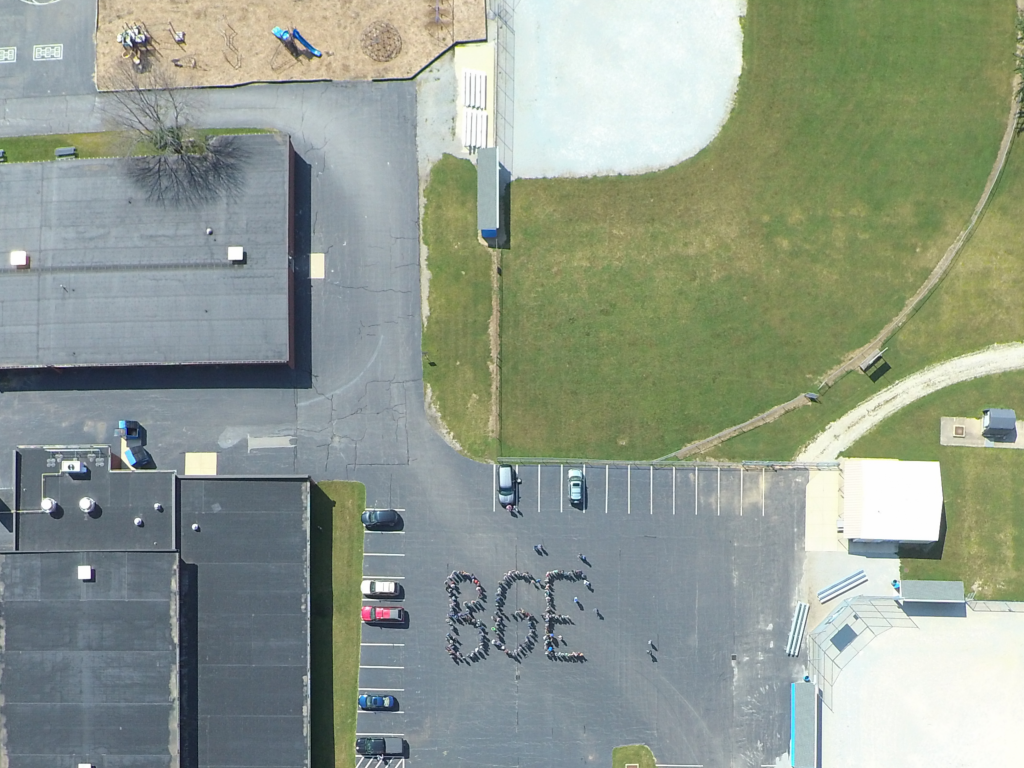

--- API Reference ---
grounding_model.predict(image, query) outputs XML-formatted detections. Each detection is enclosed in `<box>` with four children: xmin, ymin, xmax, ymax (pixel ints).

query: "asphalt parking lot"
<box><xmin>357</xmin><ymin>463</ymin><xmax>807</xmax><ymax>768</ymax></box>
<box><xmin>0</xmin><ymin>0</ymin><xmax>97</xmax><ymax>98</ymax></box>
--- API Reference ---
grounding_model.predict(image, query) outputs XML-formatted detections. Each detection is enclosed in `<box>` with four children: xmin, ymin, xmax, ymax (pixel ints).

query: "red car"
<box><xmin>361</xmin><ymin>605</ymin><xmax>405</xmax><ymax>623</ymax></box>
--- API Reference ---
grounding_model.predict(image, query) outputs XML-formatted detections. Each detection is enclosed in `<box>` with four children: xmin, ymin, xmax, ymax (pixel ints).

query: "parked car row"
<box><xmin>498</xmin><ymin>464</ymin><xmax>587</xmax><ymax>508</ymax></box>
<box><xmin>358</xmin><ymin>508</ymin><xmax>406</xmax><ymax>758</ymax></box>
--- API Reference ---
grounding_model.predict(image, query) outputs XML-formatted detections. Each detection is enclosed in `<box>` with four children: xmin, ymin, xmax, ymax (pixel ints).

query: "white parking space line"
<box><xmin>365</xmin><ymin>507</ymin><xmax>406</xmax><ymax>512</ymax></box>
<box><xmin>604</xmin><ymin>465</ymin><xmax>609</xmax><ymax>514</ymax></box>
<box><xmin>582</xmin><ymin>465</ymin><xmax>587</xmax><ymax>513</ymax></box>
<box><xmin>650</xmin><ymin>466</ymin><xmax>654</xmax><ymax>514</ymax></box>
<box><xmin>355</xmin><ymin>732</ymin><xmax>405</xmax><ymax>736</ymax></box>
<box><xmin>363</xmin><ymin>553</ymin><xmax>405</xmax><ymax>557</ymax></box>
<box><xmin>560</xmin><ymin>464</ymin><xmax>563</xmax><ymax>514</ymax></box>
<box><xmin>695</xmin><ymin>466</ymin><xmax>699</xmax><ymax>514</ymax></box>
<box><xmin>717</xmin><ymin>466</ymin><xmax>721</xmax><ymax>516</ymax></box>
<box><xmin>627</xmin><ymin>465</ymin><xmax>631</xmax><ymax>515</ymax></box>
<box><xmin>363</xmin><ymin>575</ymin><xmax>405</xmax><ymax>579</ymax></box>
<box><xmin>358</xmin><ymin>710</ymin><xmax>406</xmax><ymax>714</ymax></box>
<box><xmin>360</xmin><ymin>643</ymin><xmax>405</xmax><ymax>647</ymax></box>
<box><xmin>537</xmin><ymin>464</ymin><xmax>541</xmax><ymax>513</ymax></box>
<box><xmin>365</xmin><ymin>530</ymin><xmax>405</xmax><ymax>535</ymax></box>
<box><xmin>359</xmin><ymin>665</ymin><xmax>404</xmax><ymax>669</ymax></box>
<box><xmin>761</xmin><ymin>467</ymin><xmax>766</xmax><ymax>516</ymax></box>
<box><xmin>358</xmin><ymin>687</ymin><xmax>405</xmax><ymax>691</ymax></box>
<box><xmin>739</xmin><ymin>469</ymin><xmax>744</xmax><ymax>516</ymax></box>
<box><xmin>672</xmin><ymin>466</ymin><xmax>676</xmax><ymax>515</ymax></box>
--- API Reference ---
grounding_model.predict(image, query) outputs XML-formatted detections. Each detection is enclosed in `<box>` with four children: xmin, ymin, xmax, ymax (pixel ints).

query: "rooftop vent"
<box><xmin>61</xmin><ymin>460</ymin><xmax>85</xmax><ymax>474</ymax></box>
<box><xmin>77</xmin><ymin>565</ymin><xmax>94</xmax><ymax>581</ymax></box>
<box><xmin>227</xmin><ymin>246</ymin><xmax>245</xmax><ymax>262</ymax></box>
<box><xmin>9</xmin><ymin>250</ymin><xmax>28</xmax><ymax>268</ymax></box>
<box><xmin>41</xmin><ymin>497</ymin><xmax>58</xmax><ymax>515</ymax></box>
<box><xmin>134</xmin><ymin>517</ymin><xmax>144</xmax><ymax>527</ymax></box>
<box><xmin>79</xmin><ymin>497</ymin><xmax>96</xmax><ymax>514</ymax></box>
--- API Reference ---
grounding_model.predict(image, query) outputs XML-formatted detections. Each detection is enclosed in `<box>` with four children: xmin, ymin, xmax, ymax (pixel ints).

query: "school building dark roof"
<box><xmin>0</xmin><ymin>132</ymin><xmax>295</xmax><ymax>369</ymax></box>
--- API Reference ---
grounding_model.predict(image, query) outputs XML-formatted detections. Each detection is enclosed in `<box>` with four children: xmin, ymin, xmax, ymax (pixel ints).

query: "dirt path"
<box><xmin>668</xmin><ymin>394</ymin><xmax>812</xmax><ymax>459</ymax></box>
<box><xmin>664</xmin><ymin>61</ymin><xmax>1021</xmax><ymax>461</ymax></box>
<box><xmin>796</xmin><ymin>343</ymin><xmax>1024</xmax><ymax>461</ymax></box>
<box><xmin>819</xmin><ymin>72</ymin><xmax>1021</xmax><ymax>387</ymax></box>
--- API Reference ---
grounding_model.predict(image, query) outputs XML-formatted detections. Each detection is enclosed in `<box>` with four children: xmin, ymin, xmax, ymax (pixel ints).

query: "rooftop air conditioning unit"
<box><xmin>61</xmin><ymin>460</ymin><xmax>85</xmax><ymax>474</ymax></box>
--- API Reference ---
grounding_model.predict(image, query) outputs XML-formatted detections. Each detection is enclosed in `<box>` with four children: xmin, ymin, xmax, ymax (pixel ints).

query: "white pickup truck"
<box><xmin>361</xmin><ymin>579</ymin><xmax>399</xmax><ymax>598</ymax></box>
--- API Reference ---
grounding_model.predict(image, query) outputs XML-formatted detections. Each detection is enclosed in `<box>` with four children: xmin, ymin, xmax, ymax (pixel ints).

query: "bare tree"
<box><xmin>106</xmin><ymin>64</ymin><xmax>247</xmax><ymax>205</ymax></box>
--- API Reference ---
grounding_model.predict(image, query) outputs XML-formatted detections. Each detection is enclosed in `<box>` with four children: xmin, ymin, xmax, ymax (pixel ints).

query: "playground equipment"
<box><xmin>117</xmin><ymin>22</ymin><xmax>150</xmax><ymax>67</ymax></box>
<box><xmin>271</xmin><ymin>26</ymin><xmax>322</xmax><ymax>58</ymax></box>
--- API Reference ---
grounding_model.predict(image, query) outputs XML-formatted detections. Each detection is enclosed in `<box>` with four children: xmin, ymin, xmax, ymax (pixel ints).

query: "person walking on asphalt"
<box><xmin>578</xmin><ymin>553</ymin><xmax>589</xmax><ymax>565</ymax></box>
<box><xmin>534</xmin><ymin>545</ymin><xmax>542</xmax><ymax>555</ymax></box>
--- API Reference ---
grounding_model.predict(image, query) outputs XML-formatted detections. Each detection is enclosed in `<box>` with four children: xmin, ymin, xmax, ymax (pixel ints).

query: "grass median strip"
<box><xmin>0</xmin><ymin>128</ymin><xmax>269</xmax><ymax>163</ymax></box>
<box><xmin>612</xmin><ymin>744</ymin><xmax>657</xmax><ymax>768</ymax></box>
<box><xmin>845</xmin><ymin>372</ymin><xmax>1024</xmax><ymax>600</ymax></box>
<box><xmin>421</xmin><ymin>154</ymin><xmax>498</xmax><ymax>460</ymax></box>
<box><xmin>310</xmin><ymin>480</ymin><xmax>366</xmax><ymax>768</ymax></box>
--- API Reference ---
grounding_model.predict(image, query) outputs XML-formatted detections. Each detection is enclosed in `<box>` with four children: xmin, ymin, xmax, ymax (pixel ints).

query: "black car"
<box><xmin>361</xmin><ymin>508</ymin><xmax>400</xmax><ymax>529</ymax></box>
<box><xmin>356</xmin><ymin>737</ymin><xmax>404</xmax><ymax>756</ymax></box>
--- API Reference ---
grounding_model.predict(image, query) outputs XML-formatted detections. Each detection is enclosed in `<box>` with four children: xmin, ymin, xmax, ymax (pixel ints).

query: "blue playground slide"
<box><xmin>291</xmin><ymin>28</ymin><xmax>322</xmax><ymax>58</ymax></box>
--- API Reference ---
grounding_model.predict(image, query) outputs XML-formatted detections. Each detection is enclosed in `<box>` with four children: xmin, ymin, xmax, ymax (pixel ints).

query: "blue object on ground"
<box><xmin>271</xmin><ymin>26</ymin><xmax>291</xmax><ymax>43</ymax></box>
<box><xmin>291</xmin><ymin>28</ymin><xmax>322</xmax><ymax>57</ymax></box>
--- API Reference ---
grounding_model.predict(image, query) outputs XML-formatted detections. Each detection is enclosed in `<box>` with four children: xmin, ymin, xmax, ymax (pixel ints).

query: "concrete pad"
<box><xmin>805</xmin><ymin>469</ymin><xmax>843</xmax><ymax>552</ymax></box>
<box><xmin>184</xmin><ymin>452</ymin><xmax>218</xmax><ymax>476</ymax></box>
<box><xmin>454</xmin><ymin>42</ymin><xmax>496</xmax><ymax>151</ymax></box>
<box><xmin>513</xmin><ymin>0</ymin><xmax>746</xmax><ymax>178</ymax></box>
<box><xmin>940</xmin><ymin>416</ymin><xmax>1024</xmax><ymax>449</ymax></box>
<box><xmin>824</xmin><ymin>608</ymin><xmax>1024</xmax><ymax>768</ymax></box>
<box><xmin>310</xmin><ymin>252</ymin><xmax>325</xmax><ymax>279</ymax></box>
<box><xmin>801</xmin><ymin>551</ymin><xmax>899</xmax><ymax>633</ymax></box>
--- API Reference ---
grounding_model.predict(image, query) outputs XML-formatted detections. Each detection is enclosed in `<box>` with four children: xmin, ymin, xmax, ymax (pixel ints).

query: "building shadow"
<box><xmin>178</xmin><ymin>561</ymin><xmax>200</xmax><ymax>768</ymax></box>
<box><xmin>495</xmin><ymin>163</ymin><xmax>512</xmax><ymax>249</ymax></box>
<box><xmin>309</xmin><ymin>484</ymin><xmax>336</xmax><ymax>768</ymax></box>
<box><xmin>898</xmin><ymin>506</ymin><xmax>947</xmax><ymax>560</ymax></box>
<box><xmin>291</xmin><ymin>151</ymin><xmax>314</xmax><ymax>381</ymax></box>
<box><xmin>899</xmin><ymin>601</ymin><xmax>967</xmax><ymax>618</ymax></box>
<box><xmin>868</xmin><ymin>360</ymin><xmax>891</xmax><ymax>383</ymax></box>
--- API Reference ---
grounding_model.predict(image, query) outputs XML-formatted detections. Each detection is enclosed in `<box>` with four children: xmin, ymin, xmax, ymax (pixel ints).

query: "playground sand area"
<box><xmin>96</xmin><ymin>0</ymin><xmax>485</xmax><ymax>89</ymax></box>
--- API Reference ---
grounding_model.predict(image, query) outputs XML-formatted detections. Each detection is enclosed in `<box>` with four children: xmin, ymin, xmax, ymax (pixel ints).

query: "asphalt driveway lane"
<box><xmin>0</xmin><ymin>0</ymin><xmax>97</xmax><ymax>98</ymax></box>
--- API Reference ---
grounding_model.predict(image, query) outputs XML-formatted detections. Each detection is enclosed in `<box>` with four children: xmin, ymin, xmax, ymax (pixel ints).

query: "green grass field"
<box><xmin>612</xmin><ymin>744</ymin><xmax>657</xmax><ymax>768</ymax></box>
<box><xmin>713</xmin><ymin>117</ymin><xmax>1024</xmax><ymax>463</ymax></box>
<box><xmin>310</xmin><ymin>481</ymin><xmax>366</xmax><ymax>768</ymax></box>
<box><xmin>0</xmin><ymin>128</ymin><xmax>269</xmax><ymax>163</ymax></box>
<box><xmin>845</xmin><ymin>373</ymin><xmax>1024</xmax><ymax>599</ymax></box>
<box><xmin>485</xmin><ymin>0</ymin><xmax>1012</xmax><ymax>460</ymax></box>
<box><xmin>421</xmin><ymin>155</ymin><xmax>498</xmax><ymax>459</ymax></box>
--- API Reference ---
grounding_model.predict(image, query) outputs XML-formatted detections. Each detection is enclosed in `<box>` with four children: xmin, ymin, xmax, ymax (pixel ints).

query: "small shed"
<box><xmin>981</xmin><ymin>408</ymin><xmax>1016</xmax><ymax>439</ymax></box>
<box><xmin>840</xmin><ymin>458</ymin><xmax>943</xmax><ymax>544</ymax></box>
<box><xmin>477</xmin><ymin>147</ymin><xmax>499</xmax><ymax>240</ymax></box>
<box><xmin>898</xmin><ymin>580</ymin><xmax>964</xmax><ymax>604</ymax></box>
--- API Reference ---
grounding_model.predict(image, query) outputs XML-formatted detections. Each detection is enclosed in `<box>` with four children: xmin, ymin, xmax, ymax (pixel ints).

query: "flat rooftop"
<box><xmin>0</xmin><ymin>550</ymin><xmax>178</xmax><ymax>765</ymax></box>
<box><xmin>179</xmin><ymin>477</ymin><xmax>310</xmax><ymax>768</ymax></box>
<box><xmin>0</xmin><ymin>132</ymin><xmax>293</xmax><ymax>368</ymax></box>
<box><xmin>15</xmin><ymin>446</ymin><xmax>175</xmax><ymax>552</ymax></box>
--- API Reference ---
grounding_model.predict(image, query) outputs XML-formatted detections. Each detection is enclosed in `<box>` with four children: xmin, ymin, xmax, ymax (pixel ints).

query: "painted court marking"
<box><xmin>0</xmin><ymin>47</ymin><xmax>16</xmax><ymax>64</ymax></box>
<box><xmin>32</xmin><ymin>43</ymin><xmax>63</xmax><ymax>61</ymax></box>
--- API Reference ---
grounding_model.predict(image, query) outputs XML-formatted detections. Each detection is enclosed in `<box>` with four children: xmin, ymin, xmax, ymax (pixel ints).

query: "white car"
<box><xmin>361</xmin><ymin>579</ymin><xmax>399</xmax><ymax>598</ymax></box>
<box><xmin>567</xmin><ymin>468</ymin><xmax>584</xmax><ymax>505</ymax></box>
